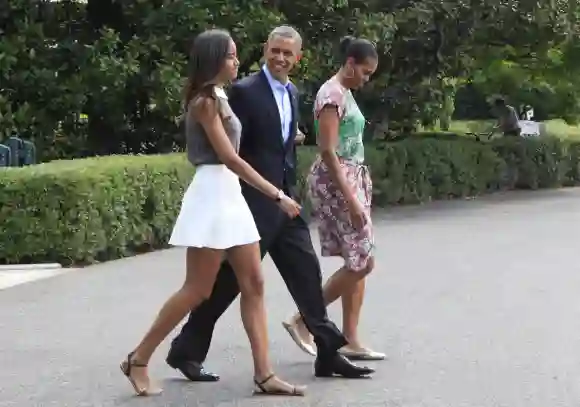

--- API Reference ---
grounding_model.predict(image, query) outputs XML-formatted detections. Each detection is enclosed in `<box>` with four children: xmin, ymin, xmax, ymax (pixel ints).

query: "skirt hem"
<box><xmin>168</xmin><ymin>237</ymin><xmax>260</xmax><ymax>250</ymax></box>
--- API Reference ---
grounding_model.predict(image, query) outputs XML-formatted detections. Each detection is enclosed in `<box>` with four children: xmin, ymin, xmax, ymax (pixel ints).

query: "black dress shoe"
<box><xmin>314</xmin><ymin>354</ymin><xmax>375</xmax><ymax>378</ymax></box>
<box><xmin>166</xmin><ymin>355</ymin><xmax>220</xmax><ymax>382</ymax></box>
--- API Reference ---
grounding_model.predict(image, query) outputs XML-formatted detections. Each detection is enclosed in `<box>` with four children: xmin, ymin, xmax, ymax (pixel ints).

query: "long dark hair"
<box><xmin>183</xmin><ymin>29</ymin><xmax>232</xmax><ymax>110</ymax></box>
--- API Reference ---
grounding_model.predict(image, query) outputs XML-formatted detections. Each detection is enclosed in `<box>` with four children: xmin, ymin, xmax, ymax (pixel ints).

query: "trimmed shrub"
<box><xmin>1</xmin><ymin>135</ymin><xmax>579</xmax><ymax>265</ymax></box>
<box><xmin>564</xmin><ymin>141</ymin><xmax>580</xmax><ymax>185</ymax></box>
<box><xmin>490</xmin><ymin>137</ymin><xmax>572</xmax><ymax>189</ymax></box>
<box><xmin>372</xmin><ymin>138</ymin><xmax>506</xmax><ymax>204</ymax></box>
<box><xmin>0</xmin><ymin>154</ymin><xmax>193</xmax><ymax>265</ymax></box>
<box><xmin>397</xmin><ymin>131</ymin><xmax>466</xmax><ymax>141</ymax></box>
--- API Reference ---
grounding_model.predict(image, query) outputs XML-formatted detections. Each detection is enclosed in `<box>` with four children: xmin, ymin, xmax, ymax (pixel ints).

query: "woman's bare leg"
<box><xmin>321</xmin><ymin>258</ymin><xmax>373</xmax><ymax>306</ymax></box>
<box><xmin>290</xmin><ymin>259</ymin><xmax>374</xmax><ymax>351</ymax></box>
<box><xmin>228</xmin><ymin>242</ymin><xmax>305</xmax><ymax>395</ymax></box>
<box><xmin>341</xmin><ymin>279</ymin><xmax>366</xmax><ymax>347</ymax></box>
<box><xmin>338</xmin><ymin>269</ymin><xmax>385</xmax><ymax>359</ymax></box>
<box><xmin>122</xmin><ymin>247</ymin><xmax>222</xmax><ymax>394</ymax></box>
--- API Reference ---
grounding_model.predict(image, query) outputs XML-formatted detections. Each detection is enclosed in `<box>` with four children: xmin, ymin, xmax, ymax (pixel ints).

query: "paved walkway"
<box><xmin>2</xmin><ymin>189</ymin><xmax>580</xmax><ymax>407</ymax></box>
<box><xmin>0</xmin><ymin>264</ymin><xmax>74</xmax><ymax>291</ymax></box>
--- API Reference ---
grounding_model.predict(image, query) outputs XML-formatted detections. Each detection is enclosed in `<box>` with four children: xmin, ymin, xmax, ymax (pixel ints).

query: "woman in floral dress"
<box><xmin>283</xmin><ymin>36</ymin><xmax>385</xmax><ymax>360</ymax></box>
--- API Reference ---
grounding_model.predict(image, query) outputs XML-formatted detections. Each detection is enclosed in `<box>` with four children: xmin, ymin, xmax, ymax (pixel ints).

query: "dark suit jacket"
<box><xmin>228</xmin><ymin>70</ymin><xmax>300</xmax><ymax>231</ymax></box>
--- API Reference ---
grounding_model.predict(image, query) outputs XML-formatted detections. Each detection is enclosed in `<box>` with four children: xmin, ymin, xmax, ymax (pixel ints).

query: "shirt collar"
<box><xmin>262</xmin><ymin>64</ymin><xmax>290</xmax><ymax>91</ymax></box>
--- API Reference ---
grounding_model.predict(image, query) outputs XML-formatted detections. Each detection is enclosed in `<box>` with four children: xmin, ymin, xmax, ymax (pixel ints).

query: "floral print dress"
<box><xmin>307</xmin><ymin>76</ymin><xmax>374</xmax><ymax>272</ymax></box>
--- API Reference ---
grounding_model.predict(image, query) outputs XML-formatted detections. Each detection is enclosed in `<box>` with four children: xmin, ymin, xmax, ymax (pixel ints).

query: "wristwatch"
<box><xmin>275</xmin><ymin>190</ymin><xmax>285</xmax><ymax>201</ymax></box>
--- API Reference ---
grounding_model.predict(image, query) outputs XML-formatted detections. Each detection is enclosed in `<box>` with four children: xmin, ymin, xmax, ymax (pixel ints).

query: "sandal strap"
<box><xmin>131</xmin><ymin>361</ymin><xmax>148</xmax><ymax>367</ymax></box>
<box><xmin>254</xmin><ymin>373</ymin><xmax>275</xmax><ymax>392</ymax></box>
<box><xmin>127</xmin><ymin>352</ymin><xmax>148</xmax><ymax>369</ymax></box>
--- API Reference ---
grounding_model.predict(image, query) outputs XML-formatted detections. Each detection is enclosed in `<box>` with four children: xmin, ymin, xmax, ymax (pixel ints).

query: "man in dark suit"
<box><xmin>166</xmin><ymin>25</ymin><xmax>375</xmax><ymax>380</ymax></box>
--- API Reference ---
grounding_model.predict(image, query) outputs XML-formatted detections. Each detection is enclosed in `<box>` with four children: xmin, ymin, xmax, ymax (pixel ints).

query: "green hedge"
<box><xmin>0</xmin><ymin>154</ymin><xmax>193</xmax><ymax>265</ymax></box>
<box><xmin>2</xmin><ymin>136</ymin><xmax>580</xmax><ymax>265</ymax></box>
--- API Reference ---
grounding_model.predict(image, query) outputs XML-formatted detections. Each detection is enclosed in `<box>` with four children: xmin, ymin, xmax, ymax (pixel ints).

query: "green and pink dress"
<box><xmin>307</xmin><ymin>76</ymin><xmax>374</xmax><ymax>271</ymax></box>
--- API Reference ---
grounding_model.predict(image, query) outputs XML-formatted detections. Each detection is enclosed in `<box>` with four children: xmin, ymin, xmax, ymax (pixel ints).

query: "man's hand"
<box><xmin>295</xmin><ymin>129</ymin><xmax>306</xmax><ymax>145</ymax></box>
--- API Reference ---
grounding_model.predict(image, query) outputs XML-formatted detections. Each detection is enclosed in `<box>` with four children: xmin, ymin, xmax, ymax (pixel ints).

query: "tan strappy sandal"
<box><xmin>253</xmin><ymin>373</ymin><xmax>306</xmax><ymax>396</ymax></box>
<box><xmin>119</xmin><ymin>352</ymin><xmax>162</xmax><ymax>396</ymax></box>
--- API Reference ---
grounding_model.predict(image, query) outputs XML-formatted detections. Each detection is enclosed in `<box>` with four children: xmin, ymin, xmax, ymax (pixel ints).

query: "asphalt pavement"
<box><xmin>2</xmin><ymin>189</ymin><xmax>580</xmax><ymax>407</ymax></box>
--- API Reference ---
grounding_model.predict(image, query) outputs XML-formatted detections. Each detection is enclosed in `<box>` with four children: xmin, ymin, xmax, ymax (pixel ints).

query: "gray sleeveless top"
<box><xmin>186</xmin><ymin>87</ymin><xmax>241</xmax><ymax>166</ymax></box>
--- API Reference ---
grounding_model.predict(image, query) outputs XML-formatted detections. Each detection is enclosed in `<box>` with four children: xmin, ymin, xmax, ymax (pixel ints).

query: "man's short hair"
<box><xmin>268</xmin><ymin>25</ymin><xmax>302</xmax><ymax>48</ymax></box>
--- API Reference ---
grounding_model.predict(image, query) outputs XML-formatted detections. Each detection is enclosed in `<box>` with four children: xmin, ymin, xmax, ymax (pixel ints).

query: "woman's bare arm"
<box><xmin>317</xmin><ymin>106</ymin><xmax>357</xmax><ymax>204</ymax></box>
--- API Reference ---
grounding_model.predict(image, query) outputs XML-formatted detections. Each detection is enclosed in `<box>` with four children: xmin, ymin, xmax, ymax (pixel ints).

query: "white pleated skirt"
<box><xmin>169</xmin><ymin>164</ymin><xmax>260</xmax><ymax>249</ymax></box>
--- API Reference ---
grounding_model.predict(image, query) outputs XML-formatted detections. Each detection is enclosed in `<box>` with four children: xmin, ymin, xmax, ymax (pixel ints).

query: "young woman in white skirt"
<box><xmin>120</xmin><ymin>29</ymin><xmax>305</xmax><ymax>397</ymax></box>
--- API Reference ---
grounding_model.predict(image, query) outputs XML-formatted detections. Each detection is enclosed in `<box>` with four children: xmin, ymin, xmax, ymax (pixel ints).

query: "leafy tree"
<box><xmin>1</xmin><ymin>0</ymin><xmax>579</xmax><ymax>160</ymax></box>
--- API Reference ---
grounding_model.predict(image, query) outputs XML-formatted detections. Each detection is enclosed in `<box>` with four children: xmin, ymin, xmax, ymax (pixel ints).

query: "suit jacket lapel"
<box><xmin>284</xmin><ymin>85</ymin><xmax>299</xmax><ymax>150</ymax></box>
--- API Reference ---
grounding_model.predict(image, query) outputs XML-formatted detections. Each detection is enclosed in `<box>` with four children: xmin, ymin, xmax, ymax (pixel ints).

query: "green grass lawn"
<box><xmin>442</xmin><ymin>119</ymin><xmax>580</xmax><ymax>140</ymax></box>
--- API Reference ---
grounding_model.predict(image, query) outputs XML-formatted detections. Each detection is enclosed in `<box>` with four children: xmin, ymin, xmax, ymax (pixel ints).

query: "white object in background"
<box><xmin>525</xmin><ymin>108</ymin><xmax>534</xmax><ymax>120</ymax></box>
<box><xmin>518</xmin><ymin>120</ymin><xmax>540</xmax><ymax>137</ymax></box>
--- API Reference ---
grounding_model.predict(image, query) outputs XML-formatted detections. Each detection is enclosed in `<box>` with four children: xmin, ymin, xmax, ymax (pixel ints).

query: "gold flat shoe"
<box><xmin>338</xmin><ymin>347</ymin><xmax>386</xmax><ymax>361</ymax></box>
<box><xmin>282</xmin><ymin>321</ymin><xmax>317</xmax><ymax>356</ymax></box>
